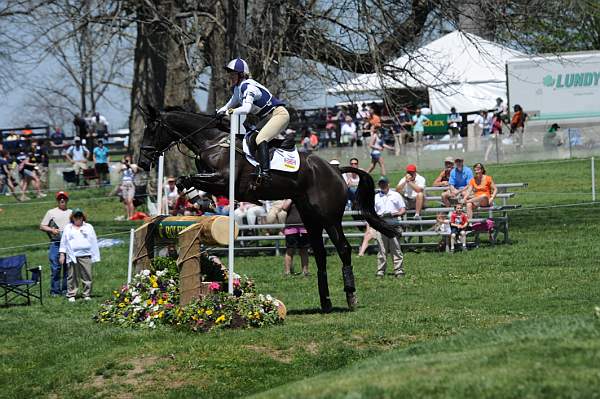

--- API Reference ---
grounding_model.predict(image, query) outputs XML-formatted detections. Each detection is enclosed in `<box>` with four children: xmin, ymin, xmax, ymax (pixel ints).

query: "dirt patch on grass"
<box><xmin>304</xmin><ymin>341</ymin><xmax>320</xmax><ymax>355</ymax></box>
<box><xmin>244</xmin><ymin>344</ymin><xmax>294</xmax><ymax>364</ymax></box>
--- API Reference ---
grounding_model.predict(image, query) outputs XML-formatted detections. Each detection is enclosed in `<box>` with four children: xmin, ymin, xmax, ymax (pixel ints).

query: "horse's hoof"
<box><xmin>321</xmin><ymin>299</ymin><xmax>333</xmax><ymax>313</ymax></box>
<box><xmin>346</xmin><ymin>293</ymin><xmax>358</xmax><ymax>311</ymax></box>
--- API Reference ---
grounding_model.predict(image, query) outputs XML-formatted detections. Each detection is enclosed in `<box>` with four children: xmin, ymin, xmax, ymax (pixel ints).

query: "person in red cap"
<box><xmin>39</xmin><ymin>191</ymin><xmax>72</xmax><ymax>296</ymax></box>
<box><xmin>396</xmin><ymin>164</ymin><xmax>426</xmax><ymax>219</ymax></box>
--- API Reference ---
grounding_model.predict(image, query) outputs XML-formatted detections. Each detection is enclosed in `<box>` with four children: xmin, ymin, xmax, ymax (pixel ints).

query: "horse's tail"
<box><xmin>340</xmin><ymin>167</ymin><xmax>399</xmax><ymax>238</ymax></box>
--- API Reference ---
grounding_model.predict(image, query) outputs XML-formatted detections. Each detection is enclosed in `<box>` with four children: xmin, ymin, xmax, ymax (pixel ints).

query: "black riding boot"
<box><xmin>255</xmin><ymin>141</ymin><xmax>272</xmax><ymax>183</ymax></box>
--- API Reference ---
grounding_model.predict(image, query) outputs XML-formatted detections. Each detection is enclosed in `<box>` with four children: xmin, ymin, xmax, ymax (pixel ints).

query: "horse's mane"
<box><xmin>162</xmin><ymin>106</ymin><xmax>229</xmax><ymax>132</ymax></box>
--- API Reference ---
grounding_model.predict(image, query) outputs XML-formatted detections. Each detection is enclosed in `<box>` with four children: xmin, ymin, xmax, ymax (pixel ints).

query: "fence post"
<box><xmin>228</xmin><ymin>114</ymin><xmax>244</xmax><ymax>293</ymax></box>
<box><xmin>156</xmin><ymin>154</ymin><xmax>164</xmax><ymax>215</ymax></box>
<box><xmin>592</xmin><ymin>157</ymin><xmax>596</xmax><ymax>202</ymax></box>
<box><xmin>127</xmin><ymin>228</ymin><xmax>135</xmax><ymax>284</ymax></box>
<box><xmin>568</xmin><ymin>128</ymin><xmax>573</xmax><ymax>159</ymax></box>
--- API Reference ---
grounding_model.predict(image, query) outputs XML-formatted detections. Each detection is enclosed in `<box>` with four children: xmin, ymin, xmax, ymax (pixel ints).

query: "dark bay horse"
<box><xmin>137</xmin><ymin>106</ymin><xmax>397</xmax><ymax>312</ymax></box>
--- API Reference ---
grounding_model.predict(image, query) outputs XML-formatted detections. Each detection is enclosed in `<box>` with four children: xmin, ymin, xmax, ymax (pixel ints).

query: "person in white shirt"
<box><xmin>396</xmin><ymin>164</ymin><xmax>426</xmax><ymax>219</ymax></box>
<box><xmin>165</xmin><ymin>177</ymin><xmax>179</xmax><ymax>212</ymax></box>
<box><xmin>373</xmin><ymin>176</ymin><xmax>405</xmax><ymax>278</ymax></box>
<box><xmin>340</xmin><ymin>116</ymin><xmax>357</xmax><ymax>146</ymax></box>
<box><xmin>59</xmin><ymin>208</ymin><xmax>100</xmax><ymax>302</ymax></box>
<box><xmin>65</xmin><ymin>137</ymin><xmax>90</xmax><ymax>183</ymax></box>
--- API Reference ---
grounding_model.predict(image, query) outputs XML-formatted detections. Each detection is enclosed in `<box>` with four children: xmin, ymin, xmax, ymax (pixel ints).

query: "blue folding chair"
<box><xmin>0</xmin><ymin>254</ymin><xmax>43</xmax><ymax>306</ymax></box>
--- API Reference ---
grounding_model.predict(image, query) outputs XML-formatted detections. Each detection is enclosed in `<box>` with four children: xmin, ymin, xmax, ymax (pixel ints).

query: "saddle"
<box><xmin>242</xmin><ymin>131</ymin><xmax>300</xmax><ymax>173</ymax></box>
<box><xmin>245</xmin><ymin>130</ymin><xmax>296</xmax><ymax>157</ymax></box>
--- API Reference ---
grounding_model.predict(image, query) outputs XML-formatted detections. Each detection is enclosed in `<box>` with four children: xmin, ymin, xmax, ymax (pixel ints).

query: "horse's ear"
<box><xmin>137</xmin><ymin>104</ymin><xmax>158</xmax><ymax>123</ymax></box>
<box><xmin>147</xmin><ymin>104</ymin><xmax>158</xmax><ymax>120</ymax></box>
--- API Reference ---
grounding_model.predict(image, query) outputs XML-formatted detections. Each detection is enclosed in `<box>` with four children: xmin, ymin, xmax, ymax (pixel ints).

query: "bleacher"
<box><xmin>209</xmin><ymin>182</ymin><xmax>527</xmax><ymax>255</ymax></box>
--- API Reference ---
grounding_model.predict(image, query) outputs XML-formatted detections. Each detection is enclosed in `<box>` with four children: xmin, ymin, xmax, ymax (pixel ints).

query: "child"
<box><xmin>449</xmin><ymin>203</ymin><xmax>469</xmax><ymax>252</ymax></box>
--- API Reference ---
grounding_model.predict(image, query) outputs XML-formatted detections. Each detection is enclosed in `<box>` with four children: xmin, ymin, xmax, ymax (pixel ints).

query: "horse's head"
<box><xmin>137</xmin><ymin>105</ymin><xmax>171</xmax><ymax>171</ymax></box>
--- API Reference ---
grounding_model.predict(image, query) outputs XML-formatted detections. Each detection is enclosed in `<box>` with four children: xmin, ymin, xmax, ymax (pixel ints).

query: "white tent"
<box><xmin>328</xmin><ymin>31</ymin><xmax>524</xmax><ymax>113</ymax></box>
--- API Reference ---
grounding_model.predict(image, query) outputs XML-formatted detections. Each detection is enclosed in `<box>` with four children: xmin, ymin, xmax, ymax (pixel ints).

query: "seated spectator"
<box><xmin>172</xmin><ymin>191</ymin><xmax>201</xmax><ymax>216</ymax></box>
<box><xmin>92</xmin><ymin>139</ymin><xmax>110</xmax><ymax>185</ymax></box>
<box><xmin>91</xmin><ymin>112</ymin><xmax>109</xmax><ymax>140</ymax></box>
<box><xmin>165</xmin><ymin>177</ymin><xmax>179</xmax><ymax>211</ymax></box>
<box><xmin>449</xmin><ymin>203</ymin><xmax>469</xmax><ymax>252</ymax></box>
<box><xmin>543</xmin><ymin>123</ymin><xmax>563</xmax><ymax>152</ymax></box>
<box><xmin>464</xmin><ymin>162</ymin><xmax>497</xmax><ymax>219</ymax></box>
<box><xmin>50</xmin><ymin>127</ymin><xmax>66</xmax><ymax>155</ymax></box>
<box><xmin>442</xmin><ymin>157</ymin><xmax>473</xmax><ymax>207</ymax></box>
<box><xmin>65</xmin><ymin>137</ymin><xmax>90</xmax><ymax>185</ymax></box>
<box><xmin>234</xmin><ymin>202</ymin><xmax>267</xmax><ymax>227</ymax></box>
<box><xmin>396</xmin><ymin>164</ymin><xmax>426</xmax><ymax>219</ymax></box>
<box><xmin>265</xmin><ymin>200</ymin><xmax>287</xmax><ymax>225</ymax></box>
<box><xmin>282</xmin><ymin>199</ymin><xmax>310</xmax><ymax>276</ymax></box>
<box><xmin>118</xmin><ymin>154</ymin><xmax>138</xmax><ymax>219</ymax></box>
<box><xmin>433</xmin><ymin>157</ymin><xmax>454</xmax><ymax>187</ymax></box>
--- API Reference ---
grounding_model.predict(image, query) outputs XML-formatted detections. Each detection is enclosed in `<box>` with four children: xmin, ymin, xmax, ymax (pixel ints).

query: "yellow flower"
<box><xmin>146</xmin><ymin>299</ymin><xmax>152</xmax><ymax>306</ymax></box>
<box><xmin>206</xmin><ymin>309</ymin><xmax>213</xmax><ymax>316</ymax></box>
<box><xmin>158</xmin><ymin>299</ymin><xmax>164</xmax><ymax>305</ymax></box>
<box><xmin>215</xmin><ymin>315</ymin><xmax>226</xmax><ymax>324</ymax></box>
<box><xmin>124</xmin><ymin>298</ymin><xmax>129</xmax><ymax>303</ymax></box>
<box><xmin>254</xmin><ymin>311</ymin><xmax>260</xmax><ymax>319</ymax></box>
<box><xmin>152</xmin><ymin>282</ymin><xmax>158</xmax><ymax>288</ymax></box>
<box><xmin>158</xmin><ymin>311</ymin><xmax>164</xmax><ymax>318</ymax></box>
<box><xmin>118</xmin><ymin>303</ymin><xmax>125</xmax><ymax>308</ymax></box>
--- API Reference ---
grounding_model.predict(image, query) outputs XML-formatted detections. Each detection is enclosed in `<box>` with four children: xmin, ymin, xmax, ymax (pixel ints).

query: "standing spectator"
<box><xmin>343</xmin><ymin>158</ymin><xmax>361</xmax><ymax>206</ymax></box>
<box><xmin>485</xmin><ymin>112</ymin><xmax>505</xmax><ymax>162</ymax></box>
<box><xmin>92</xmin><ymin>139</ymin><xmax>110</xmax><ymax>185</ymax></box>
<box><xmin>40</xmin><ymin>191</ymin><xmax>72</xmax><ymax>296</ymax></box>
<box><xmin>494</xmin><ymin>97</ymin><xmax>507</xmax><ymax>116</ymax></box>
<box><xmin>441</xmin><ymin>157</ymin><xmax>474</xmax><ymax>207</ymax></box>
<box><xmin>356</xmin><ymin>103</ymin><xmax>370</xmax><ymax>131</ymax></box>
<box><xmin>510</xmin><ymin>104</ymin><xmax>527</xmax><ymax>149</ymax></box>
<box><xmin>309</xmin><ymin>128</ymin><xmax>319</xmax><ymax>150</ymax></box>
<box><xmin>0</xmin><ymin>151</ymin><xmax>19</xmax><ymax>200</ymax></box>
<box><xmin>411</xmin><ymin>108</ymin><xmax>429</xmax><ymax>147</ymax></box>
<box><xmin>118</xmin><ymin>154</ymin><xmax>138</xmax><ymax>220</ymax></box>
<box><xmin>65</xmin><ymin>137</ymin><xmax>90</xmax><ymax>185</ymax></box>
<box><xmin>396</xmin><ymin>164</ymin><xmax>426</xmax><ymax>220</ymax></box>
<box><xmin>449</xmin><ymin>203</ymin><xmax>469</xmax><ymax>252</ymax></box>
<box><xmin>32</xmin><ymin>140</ymin><xmax>49</xmax><ymax>188</ymax></box>
<box><xmin>165</xmin><ymin>177</ymin><xmax>179</xmax><ymax>211</ymax></box>
<box><xmin>368</xmin><ymin>107</ymin><xmax>382</xmax><ymax>137</ymax></box>
<box><xmin>373</xmin><ymin>177</ymin><xmax>405</xmax><ymax>278</ymax></box>
<box><xmin>447</xmin><ymin>107</ymin><xmax>461</xmax><ymax>150</ymax></box>
<box><xmin>50</xmin><ymin>127</ymin><xmax>66</xmax><ymax>156</ymax></box>
<box><xmin>366</xmin><ymin>125</ymin><xmax>393</xmax><ymax>177</ymax></box>
<box><xmin>340</xmin><ymin>115</ymin><xmax>357</xmax><ymax>147</ymax></box>
<box><xmin>393</xmin><ymin>108</ymin><xmax>413</xmax><ymax>155</ymax></box>
<box><xmin>282</xmin><ymin>200</ymin><xmax>310</xmax><ymax>276</ymax></box>
<box><xmin>465</xmin><ymin>163</ymin><xmax>497</xmax><ymax>219</ymax></box>
<box><xmin>19</xmin><ymin>150</ymin><xmax>45</xmax><ymax>199</ymax></box>
<box><xmin>59</xmin><ymin>208</ymin><xmax>100</xmax><ymax>302</ymax></box>
<box><xmin>73</xmin><ymin>114</ymin><xmax>89</xmax><ymax>144</ymax></box>
<box><xmin>433</xmin><ymin>157</ymin><xmax>454</xmax><ymax>187</ymax></box>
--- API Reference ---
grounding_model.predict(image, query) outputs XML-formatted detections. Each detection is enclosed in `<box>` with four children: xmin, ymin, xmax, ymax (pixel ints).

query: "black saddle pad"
<box><xmin>245</xmin><ymin>131</ymin><xmax>296</xmax><ymax>156</ymax></box>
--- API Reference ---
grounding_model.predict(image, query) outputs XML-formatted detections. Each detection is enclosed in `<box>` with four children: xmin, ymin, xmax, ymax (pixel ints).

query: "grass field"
<box><xmin>1</xmin><ymin>158</ymin><xmax>599</xmax><ymax>398</ymax></box>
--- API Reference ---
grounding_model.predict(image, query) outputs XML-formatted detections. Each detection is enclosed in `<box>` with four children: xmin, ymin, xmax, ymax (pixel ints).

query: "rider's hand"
<box><xmin>227</xmin><ymin>108</ymin><xmax>236</xmax><ymax>115</ymax></box>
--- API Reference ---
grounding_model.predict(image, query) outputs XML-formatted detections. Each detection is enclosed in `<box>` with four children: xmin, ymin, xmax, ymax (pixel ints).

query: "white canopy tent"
<box><xmin>327</xmin><ymin>31</ymin><xmax>524</xmax><ymax>113</ymax></box>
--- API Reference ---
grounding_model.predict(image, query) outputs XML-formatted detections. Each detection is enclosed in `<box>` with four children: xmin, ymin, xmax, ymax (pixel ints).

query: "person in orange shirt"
<box><xmin>464</xmin><ymin>162</ymin><xmax>497</xmax><ymax>219</ymax></box>
<box><xmin>510</xmin><ymin>104</ymin><xmax>527</xmax><ymax>149</ymax></box>
<box><xmin>368</xmin><ymin>109</ymin><xmax>382</xmax><ymax>136</ymax></box>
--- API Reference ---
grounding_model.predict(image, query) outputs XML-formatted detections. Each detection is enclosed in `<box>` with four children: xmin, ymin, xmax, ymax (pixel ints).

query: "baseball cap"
<box><xmin>56</xmin><ymin>191</ymin><xmax>69</xmax><ymax>200</ymax></box>
<box><xmin>378</xmin><ymin>176</ymin><xmax>389</xmax><ymax>185</ymax></box>
<box><xmin>329</xmin><ymin>159</ymin><xmax>340</xmax><ymax>166</ymax></box>
<box><xmin>444</xmin><ymin>156</ymin><xmax>454</xmax><ymax>163</ymax></box>
<box><xmin>74</xmin><ymin>137</ymin><xmax>81</xmax><ymax>142</ymax></box>
<box><xmin>406</xmin><ymin>164</ymin><xmax>417</xmax><ymax>172</ymax></box>
<box><xmin>454</xmin><ymin>156</ymin><xmax>464</xmax><ymax>161</ymax></box>
<box><xmin>72</xmin><ymin>208</ymin><xmax>84</xmax><ymax>216</ymax></box>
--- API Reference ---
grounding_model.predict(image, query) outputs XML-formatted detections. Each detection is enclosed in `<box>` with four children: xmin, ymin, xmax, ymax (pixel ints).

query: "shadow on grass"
<box><xmin>287</xmin><ymin>307</ymin><xmax>352</xmax><ymax>315</ymax></box>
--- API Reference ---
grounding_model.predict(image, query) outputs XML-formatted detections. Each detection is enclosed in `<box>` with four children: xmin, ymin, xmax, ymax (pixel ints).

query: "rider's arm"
<box><xmin>217</xmin><ymin>94</ymin><xmax>238</xmax><ymax>114</ymax></box>
<box><xmin>232</xmin><ymin>96</ymin><xmax>252</xmax><ymax>115</ymax></box>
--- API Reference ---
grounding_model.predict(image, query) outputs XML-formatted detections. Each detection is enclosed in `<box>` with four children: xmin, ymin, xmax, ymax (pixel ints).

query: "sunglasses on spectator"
<box><xmin>350</xmin><ymin>162</ymin><xmax>358</xmax><ymax>165</ymax></box>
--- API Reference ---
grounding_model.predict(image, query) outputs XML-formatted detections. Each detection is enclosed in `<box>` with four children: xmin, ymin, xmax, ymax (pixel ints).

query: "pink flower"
<box><xmin>209</xmin><ymin>282</ymin><xmax>221</xmax><ymax>291</ymax></box>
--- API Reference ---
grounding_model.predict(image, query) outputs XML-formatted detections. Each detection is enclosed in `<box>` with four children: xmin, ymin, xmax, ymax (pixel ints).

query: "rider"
<box><xmin>216</xmin><ymin>58</ymin><xmax>289</xmax><ymax>183</ymax></box>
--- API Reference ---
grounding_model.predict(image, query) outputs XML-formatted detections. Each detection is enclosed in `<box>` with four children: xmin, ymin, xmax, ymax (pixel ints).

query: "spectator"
<box><xmin>91</xmin><ymin>112</ymin><xmax>109</xmax><ymax>140</ymax></box>
<box><xmin>494</xmin><ymin>97</ymin><xmax>507</xmax><ymax>116</ymax></box>
<box><xmin>373</xmin><ymin>176</ymin><xmax>405</xmax><ymax>278</ymax></box>
<box><xmin>265</xmin><ymin>200</ymin><xmax>287</xmax><ymax>225</ymax></box>
<box><xmin>340</xmin><ymin>115</ymin><xmax>357</xmax><ymax>147</ymax></box>
<box><xmin>449</xmin><ymin>203</ymin><xmax>469</xmax><ymax>252</ymax></box>
<box><xmin>32</xmin><ymin>140</ymin><xmax>49</xmax><ymax>188</ymax></box>
<box><xmin>442</xmin><ymin>157</ymin><xmax>474</xmax><ymax>207</ymax></box>
<box><xmin>92</xmin><ymin>139</ymin><xmax>110</xmax><ymax>185</ymax></box>
<box><xmin>59</xmin><ymin>208</ymin><xmax>100</xmax><ymax>302</ymax></box>
<box><xmin>234</xmin><ymin>202</ymin><xmax>267</xmax><ymax>226</ymax></box>
<box><xmin>433</xmin><ymin>156</ymin><xmax>454</xmax><ymax>187</ymax></box>
<box><xmin>447</xmin><ymin>107</ymin><xmax>461</xmax><ymax>150</ymax></box>
<box><xmin>118</xmin><ymin>154</ymin><xmax>138</xmax><ymax>219</ymax></box>
<box><xmin>543</xmin><ymin>123</ymin><xmax>563</xmax><ymax>152</ymax></box>
<box><xmin>39</xmin><ymin>191</ymin><xmax>72</xmax><ymax>296</ymax></box>
<box><xmin>411</xmin><ymin>108</ymin><xmax>429</xmax><ymax>146</ymax></box>
<box><xmin>356</xmin><ymin>103</ymin><xmax>370</xmax><ymax>130</ymax></box>
<box><xmin>165</xmin><ymin>177</ymin><xmax>179</xmax><ymax>211</ymax></box>
<box><xmin>485</xmin><ymin>112</ymin><xmax>504</xmax><ymax>162</ymax></box>
<box><xmin>0</xmin><ymin>151</ymin><xmax>19</xmax><ymax>200</ymax></box>
<box><xmin>393</xmin><ymin>108</ymin><xmax>413</xmax><ymax>154</ymax></box>
<box><xmin>213</xmin><ymin>195</ymin><xmax>230</xmax><ymax>215</ymax></box>
<box><xmin>172</xmin><ymin>191</ymin><xmax>201</xmax><ymax>216</ymax></box>
<box><xmin>19</xmin><ymin>150</ymin><xmax>45</xmax><ymax>200</ymax></box>
<box><xmin>510</xmin><ymin>104</ymin><xmax>527</xmax><ymax>149</ymax></box>
<box><xmin>396</xmin><ymin>164</ymin><xmax>426</xmax><ymax>220</ymax></box>
<box><xmin>65</xmin><ymin>137</ymin><xmax>90</xmax><ymax>185</ymax></box>
<box><xmin>368</xmin><ymin>107</ymin><xmax>382</xmax><ymax>137</ymax></box>
<box><xmin>309</xmin><ymin>128</ymin><xmax>319</xmax><ymax>150</ymax></box>
<box><xmin>50</xmin><ymin>127</ymin><xmax>66</xmax><ymax>156</ymax></box>
<box><xmin>282</xmin><ymin>200</ymin><xmax>310</xmax><ymax>276</ymax></box>
<box><xmin>343</xmin><ymin>158</ymin><xmax>361</xmax><ymax>207</ymax></box>
<box><xmin>366</xmin><ymin>123</ymin><xmax>393</xmax><ymax>177</ymax></box>
<box><xmin>73</xmin><ymin>114</ymin><xmax>89</xmax><ymax>143</ymax></box>
<box><xmin>21</xmin><ymin>124</ymin><xmax>33</xmax><ymax>147</ymax></box>
<box><xmin>464</xmin><ymin>162</ymin><xmax>497</xmax><ymax>219</ymax></box>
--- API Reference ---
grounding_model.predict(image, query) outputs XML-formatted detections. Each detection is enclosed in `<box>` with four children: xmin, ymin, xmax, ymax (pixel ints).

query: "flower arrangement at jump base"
<box><xmin>94</xmin><ymin>257</ymin><xmax>285</xmax><ymax>332</ymax></box>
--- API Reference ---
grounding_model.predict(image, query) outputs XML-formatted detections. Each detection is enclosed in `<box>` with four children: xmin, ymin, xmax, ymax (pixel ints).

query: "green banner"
<box><xmin>423</xmin><ymin>114</ymin><xmax>449</xmax><ymax>135</ymax></box>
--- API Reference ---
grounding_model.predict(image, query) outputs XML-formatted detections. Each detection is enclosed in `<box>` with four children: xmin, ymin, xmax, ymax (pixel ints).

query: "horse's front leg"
<box><xmin>176</xmin><ymin>174</ymin><xmax>227</xmax><ymax>208</ymax></box>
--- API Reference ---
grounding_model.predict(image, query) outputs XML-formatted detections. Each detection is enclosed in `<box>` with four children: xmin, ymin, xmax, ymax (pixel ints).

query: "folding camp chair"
<box><xmin>62</xmin><ymin>170</ymin><xmax>78</xmax><ymax>187</ymax></box>
<box><xmin>0</xmin><ymin>254</ymin><xmax>43</xmax><ymax>306</ymax></box>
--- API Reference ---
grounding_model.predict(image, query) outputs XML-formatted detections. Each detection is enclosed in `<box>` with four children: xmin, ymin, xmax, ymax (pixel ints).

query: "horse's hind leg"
<box><xmin>325</xmin><ymin>223</ymin><xmax>357</xmax><ymax>310</ymax></box>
